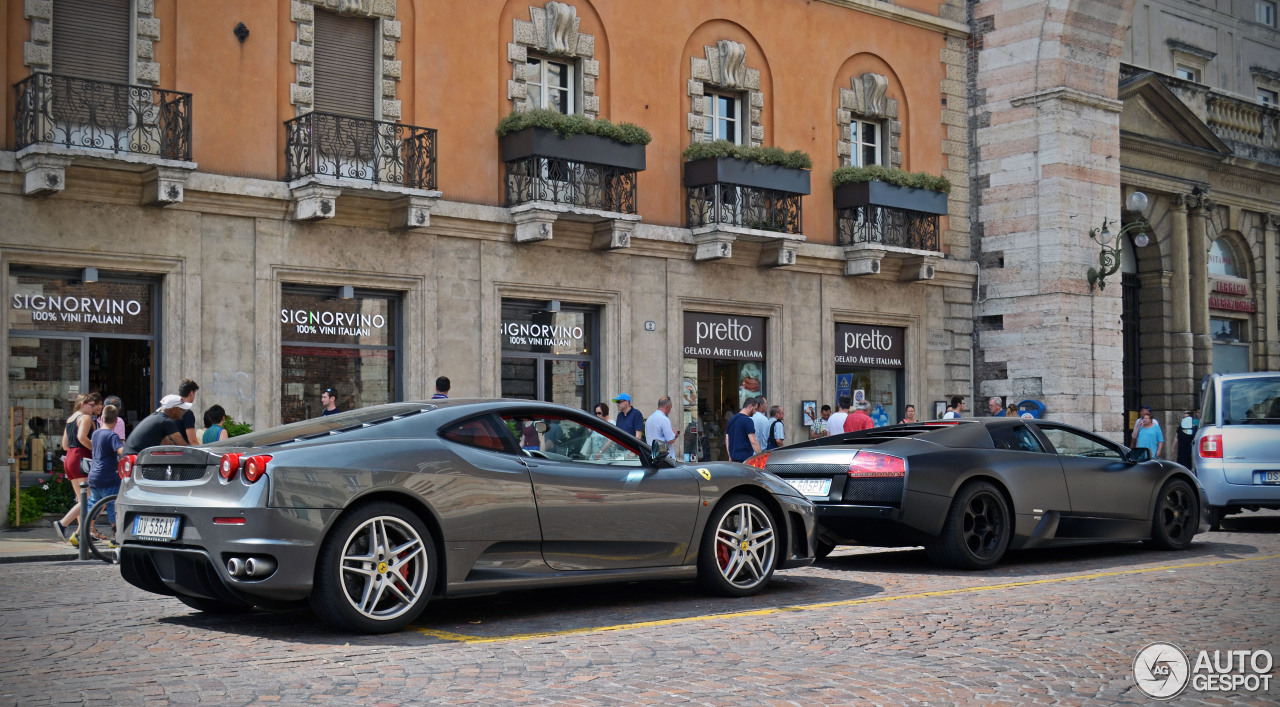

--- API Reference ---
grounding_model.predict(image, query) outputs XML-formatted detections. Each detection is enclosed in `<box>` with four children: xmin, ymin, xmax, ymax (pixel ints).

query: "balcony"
<box><xmin>684</xmin><ymin>157</ymin><xmax>809</xmax><ymax>265</ymax></box>
<box><xmin>834</xmin><ymin>180</ymin><xmax>946</xmax><ymax>279</ymax></box>
<box><xmin>283</xmin><ymin>111</ymin><xmax>440</xmax><ymax>224</ymax></box>
<box><xmin>499</xmin><ymin>127</ymin><xmax>644</xmax><ymax>247</ymax></box>
<box><xmin>12</xmin><ymin>73</ymin><xmax>193</xmax><ymax>201</ymax></box>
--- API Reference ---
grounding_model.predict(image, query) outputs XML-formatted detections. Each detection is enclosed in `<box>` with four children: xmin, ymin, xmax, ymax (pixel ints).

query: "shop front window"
<box><xmin>835</xmin><ymin>323</ymin><xmax>906</xmax><ymax>426</ymax></box>
<box><xmin>8</xmin><ymin>271</ymin><xmax>157</xmax><ymax>473</ymax></box>
<box><xmin>1211</xmin><ymin>317</ymin><xmax>1250</xmax><ymax>374</ymax></box>
<box><xmin>682</xmin><ymin>312</ymin><xmax>767</xmax><ymax>462</ymax></box>
<box><xmin>280</xmin><ymin>287</ymin><xmax>400</xmax><ymax>423</ymax></box>
<box><xmin>499</xmin><ymin>300</ymin><xmax>597</xmax><ymax>412</ymax></box>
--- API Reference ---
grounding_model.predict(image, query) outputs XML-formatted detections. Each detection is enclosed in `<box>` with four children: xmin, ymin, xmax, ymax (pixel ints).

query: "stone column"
<box><xmin>1187</xmin><ymin>195</ymin><xmax>1214</xmax><ymax>383</ymax></box>
<box><xmin>1265</xmin><ymin>214</ymin><xmax>1280</xmax><ymax>370</ymax></box>
<box><xmin>1167</xmin><ymin>195</ymin><xmax>1195</xmax><ymax>408</ymax></box>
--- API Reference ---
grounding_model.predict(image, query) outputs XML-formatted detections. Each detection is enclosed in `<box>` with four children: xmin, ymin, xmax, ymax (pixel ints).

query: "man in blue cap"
<box><xmin>613</xmin><ymin>393</ymin><xmax>645</xmax><ymax>441</ymax></box>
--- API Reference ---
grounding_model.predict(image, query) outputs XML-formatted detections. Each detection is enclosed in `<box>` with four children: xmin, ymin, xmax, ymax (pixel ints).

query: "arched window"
<box><xmin>1208</xmin><ymin>238</ymin><xmax>1243</xmax><ymax>278</ymax></box>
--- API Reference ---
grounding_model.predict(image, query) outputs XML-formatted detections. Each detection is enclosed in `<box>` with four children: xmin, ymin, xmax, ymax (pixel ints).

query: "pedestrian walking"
<box><xmin>51</xmin><ymin>394</ymin><xmax>95</xmax><ymax>542</ymax></box>
<box><xmin>751</xmin><ymin>396</ymin><xmax>770</xmax><ymax>448</ymax></box>
<box><xmin>1131</xmin><ymin>405</ymin><xmax>1164</xmax><ymax>459</ymax></box>
<box><xmin>1006</xmin><ymin>403</ymin><xmax>1018</xmax><ymax>418</ymax></box>
<box><xmin>123</xmin><ymin>395</ymin><xmax>190</xmax><ymax>455</ymax></box>
<box><xmin>844</xmin><ymin>401</ymin><xmax>875</xmax><ymax>432</ymax></box>
<box><xmin>644</xmin><ymin>396</ymin><xmax>680</xmax><ymax>452</ymax></box>
<box><xmin>827</xmin><ymin>397</ymin><xmax>851</xmax><ymax>435</ymax></box>
<box><xmin>202</xmin><ymin>405</ymin><xmax>229</xmax><ymax>443</ymax></box>
<box><xmin>80</xmin><ymin>404</ymin><xmax>125</xmax><ymax>547</ymax></box>
<box><xmin>613</xmin><ymin>393</ymin><xmax>645</xmax><ymax>440</ymax></box>
<box><xmin>766</xmin><ymin>405</ymin><xmax>786</xmax><ymax>449</ymax></box>
<box><xmin>177</xmin><ymin>379</ymin><xmax>199</xmax><ymax>444</ymax></box>
<box><xmin>901</xmin><ymin>404</ymin><xmax>918</xmax><ymax>424</ymax></box>
<box><xmin>432</xmin><ymin>377</ymin><xmax>450</xmax><ymax>399</ymax></box>
<box><xmin>320</xmin><ymin>387</ymin><xmax>341</xmax><ymax>416</ymax></box>
<box><xmin>724</xmin><ymin>398</ymin><xmax>760</xmax><ymax>462</ymax></box>
<box><xmin>943</xmin><ymin>396</ymin><xmax>965</xmax><ymax>419</ymax></box>
<box><xmin>1176</xmin><ymin>409</ymin><xmax>1197</xmax><ymax>468</ymax></box>
<box><xmin>102</xmin><ymin>395</ymin><xmax>126</xmax><ymax>438</ymax></box>
<box><xmin>988</xmin><ymin>397</ymin><xmax>1006</xmax><ymax>417</ymax></box>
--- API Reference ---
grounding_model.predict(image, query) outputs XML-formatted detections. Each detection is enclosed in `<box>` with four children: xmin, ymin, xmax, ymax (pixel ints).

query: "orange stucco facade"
<box><xmin>3</xmin><ymin>0</ymin><xmax>952</xmax><ymax>244</ymax></box>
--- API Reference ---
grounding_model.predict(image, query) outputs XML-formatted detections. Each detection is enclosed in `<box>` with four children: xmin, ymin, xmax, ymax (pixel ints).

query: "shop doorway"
<box><xmin>89</xmin><ymin>337</ymin><xmax>153</xmax><ymax>430</ymax></box>
<box><xmin>687</xmin><ymin>359</ymin><xmax>764</xmax><ymax>462</ymax></box>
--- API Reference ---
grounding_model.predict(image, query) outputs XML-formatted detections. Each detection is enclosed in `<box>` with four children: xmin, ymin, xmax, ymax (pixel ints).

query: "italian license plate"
<box><xmin>1262</xmin><ymin>471</ymin><xmax>1280</xmax><ymax>484</ymax></box>
<box><xmin>133</xmin><ymin>515</ymin><xmax>181</xmax><ymax>541</ymax></box>
<box><xmin>788</xmin><ymin>478</ymin><xmax>832</xmax><ymax>498</ymax></box>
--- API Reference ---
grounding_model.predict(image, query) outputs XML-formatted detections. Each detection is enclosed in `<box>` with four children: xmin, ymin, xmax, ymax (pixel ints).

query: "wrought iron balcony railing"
<box><xmin>837</xmin><ymin>205</ymin><xmax>940</xmax><ymax>251</ymax></box>
<box><xmin>686</xmin><ymin>183</ymin><xmax>803</xmax><ymax>234</ymax></box>
<box><xmin>504</xmin><ymin>156</ymin><xmax>639</xmax><ymax>213</ymax></box>
<box><xmin>285</xmin><ymin>111</ymin><xmax>437</xmax><ymax>190</ymax></box>
<box><xmin>13</xmin><ymin>73</ymin><xmax>192</xmax><ymax>161</ymax></box>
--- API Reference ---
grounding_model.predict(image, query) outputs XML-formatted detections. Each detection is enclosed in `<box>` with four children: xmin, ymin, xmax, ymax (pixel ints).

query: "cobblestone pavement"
<box><xmin>2</xmin><ymin>513</ymin><xmax>1277</xmax><ymax>706</ymax></box>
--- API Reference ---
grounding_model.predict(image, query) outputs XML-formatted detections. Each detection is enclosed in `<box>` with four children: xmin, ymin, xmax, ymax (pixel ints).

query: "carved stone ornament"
<box><xmin>543</xmin><ymin>2</ymin><xmax>578</xmax><ymax>55</ymax></box>
<box><xmin>716</xmin><ymin>40</ymin><xmax>746</xmax><ymax>90</ymax></box>
<box><xmin>1267</xmin><ymin>213</ymin><xmax>1280</xmax><ymax>230</ymax></box>
<box><xmin>836</xmin><ymin>73</ymin><xmax>902</xmax><ymax>168</ymax></box>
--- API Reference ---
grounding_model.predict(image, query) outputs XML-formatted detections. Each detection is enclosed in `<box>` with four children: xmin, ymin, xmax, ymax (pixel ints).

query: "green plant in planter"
<box><xmin>496</xmin><ymin>108</ymin><xmax>652</xmax><ymax>145</ymax></box>
<box><xmin>224</xmin><ymin>416</ymin><xmax>253</xmax><ymax>437</ymax></box>
<box><xmin>682</xmin><ymin>140</ymin><xmax>812</xmax><ymax>170</ymax></box>
<box><xmin>831</xmin><ymin>165</ymin><xmax>951</xmax><ymax>193</ymax></box>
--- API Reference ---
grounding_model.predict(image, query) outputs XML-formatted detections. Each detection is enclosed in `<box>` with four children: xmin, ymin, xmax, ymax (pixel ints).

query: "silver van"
<box><xmin>1193</xmin><ymin>372</ymin><xmax>1280</xmax><ymax>527</ymax></box>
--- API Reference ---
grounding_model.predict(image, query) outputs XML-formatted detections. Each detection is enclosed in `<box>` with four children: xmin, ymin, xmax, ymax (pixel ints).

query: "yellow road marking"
<box><xmin>413</xmin><ymin>553</ymin><xmax>1280</xmax><ymax>644</ymax></box>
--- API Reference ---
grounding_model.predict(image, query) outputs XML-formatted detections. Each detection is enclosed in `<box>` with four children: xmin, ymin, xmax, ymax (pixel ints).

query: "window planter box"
<box><xmin>833</xmin><ymin>180</ymin><xmax>947</xmax><ymax>215</ymax></box>
<box><xmin>684</xmin><ymin>157</ymin><xmax>811</xmax><ymax>195</ymax></box>
<box><xmin>499</xmin><ymin>126</ymin><xmax>646</xmax><ymax>172</ymax></box>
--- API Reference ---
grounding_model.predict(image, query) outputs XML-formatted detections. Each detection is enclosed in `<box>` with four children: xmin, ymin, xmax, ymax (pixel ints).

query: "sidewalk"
<box><xmin>0</xmin><ymin>522</ymin><xmax>83</xmax><ymax>563</ymax></box>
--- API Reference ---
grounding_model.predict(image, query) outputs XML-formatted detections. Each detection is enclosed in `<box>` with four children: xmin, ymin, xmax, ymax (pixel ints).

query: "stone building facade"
<box><xmin>1</xmin><ymin>0</ymin><xmax>973</xmax><ymax>517</ymax></box>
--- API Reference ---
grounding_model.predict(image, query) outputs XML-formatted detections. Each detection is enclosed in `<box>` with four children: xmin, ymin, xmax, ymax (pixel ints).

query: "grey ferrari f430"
<box><xmin>747</xmin><ymin>419</ymin><xmax>1207</xmax><ymax>569</ymax></box>
<box><xmin>115</xmin><ymin>400</ymin><xmax>816</xmax><ymax>633</ymax></box>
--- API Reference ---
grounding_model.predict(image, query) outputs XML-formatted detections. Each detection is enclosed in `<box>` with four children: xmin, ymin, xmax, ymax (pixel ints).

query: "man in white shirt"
<box><xmin>751</xmin><ymin>396</ymin><xmax>770</xmax><ymax>448</ymax></box>
<box><xmin>644</xmin><ymin>396</ymin><xmax>679</xmax><ymax>454</ymax></box>
<box><xmin>827</xmin><ymin>396</ymin><xmax>852</xmax><ymax>435</ymax></box>
<box><xmin>942</xmin><ymin>396</ymin><xmax>965</xmax><ymax>419</ymax></box>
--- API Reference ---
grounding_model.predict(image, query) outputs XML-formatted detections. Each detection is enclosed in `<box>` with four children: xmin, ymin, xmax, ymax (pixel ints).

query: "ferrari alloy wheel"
<box><xmin>926</xmin><ymin>481</ymin><xmax>1011</xmax><ymax>570</ymax></box>
<box><xmin>697</xmin><ymin>494</ymin><xmax>777</xmax><ymax>596</ymax></box>
<box><xmin>1148</xmin><ymin>478</ymin><xmax>1199</xmax><ymax>550</ymax></box>
<box><xmin>311</xmin><ymin>501</ymin><xmax>437</xmax><ymax>633</ymax></box>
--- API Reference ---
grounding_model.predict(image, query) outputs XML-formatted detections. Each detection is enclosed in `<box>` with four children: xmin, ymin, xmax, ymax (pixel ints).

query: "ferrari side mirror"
<box><xmin>1128</xmin><ymin>447</ymin><xmax>1152</xmax><ymax>463</ymax></box>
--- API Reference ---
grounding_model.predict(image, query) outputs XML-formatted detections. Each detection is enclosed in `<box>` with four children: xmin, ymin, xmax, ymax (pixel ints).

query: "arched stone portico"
<box><xmin>971</xmin><ymin>0</ymin><xmax>1142</xmax><ymax>438</ymax></box>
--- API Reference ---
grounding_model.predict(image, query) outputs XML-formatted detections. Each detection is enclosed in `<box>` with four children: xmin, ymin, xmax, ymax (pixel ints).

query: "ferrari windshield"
<box><xmin>204</xmin><ymin>403</ymin><xmax>434</xmax><ymax>448</ymax></box>
<box><xmin>1220</xmin><ymin>376</ymin><xmax>1280</xmax><ymax>425</ymax></box>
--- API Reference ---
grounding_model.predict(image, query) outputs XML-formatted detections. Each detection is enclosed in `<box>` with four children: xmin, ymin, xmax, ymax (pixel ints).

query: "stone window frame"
<box><xmin>290</xmin><ymin>0</ymin><xmax>402</xmax><ymax>121</ymax></box>
<box><xmin>508</xmin><ymin>2</ymin><xmax>599</xmax><ymax>118</ymax></box>
<box><xmin>688</xmin><ymin>40</ymin><xmax>763</xmax><ymax>147</ymax></box>
<box><xmin>23</xmin><ymin>0</ymin><xmax>161</xmax><ymax>86</ymax></box>
<box><xmin>1167</xmin><ymin>40</ymin><xmax>1215</xmax><ymax>85</ymax></box>
<box><xmin>837</xmin><ymin>73</ymin><xmax>903</xmax><ymax>170</ymax></box>
<box><xmin>1252</xmin><ymin>67</ymin><xmax>1280</xmax><ymax>106</ymax></box>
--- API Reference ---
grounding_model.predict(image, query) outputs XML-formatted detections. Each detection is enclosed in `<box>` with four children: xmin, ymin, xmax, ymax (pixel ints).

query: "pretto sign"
<box><xmin>683</xmin><ymin>312</ymin><xmax>765</xmax><ymax>361</ymax></box>
<box><xmin>836</xmin><ymin>323</ymin><xmax>905</xmax><ymax>369</ymax></box>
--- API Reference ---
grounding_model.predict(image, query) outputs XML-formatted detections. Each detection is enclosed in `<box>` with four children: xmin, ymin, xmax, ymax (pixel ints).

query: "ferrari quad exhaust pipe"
<box><xmin>244</xmin><ymin>557</ymin><xmax>277</xmax><ymax>577</ymax></box>
<box><xmin>226</xmin><ymin>557</ymin><xmax>246</xmax><ymax>577</ymax></box>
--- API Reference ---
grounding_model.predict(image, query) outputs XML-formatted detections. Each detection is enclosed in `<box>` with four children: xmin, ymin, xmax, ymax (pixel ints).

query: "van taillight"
<box><xmin>220</xmin><ymin>453</ymin><xmax>242</xmax><ymax>480</ymax></box>
<box><xmin>849</xmin><ymin>451</ymin><xmax>907</xmax><ymax>477</ymax></box>
<box><xmin>244</xmin><ymin>455</ymin><xmax>272</xmax><ymax>483</ymax></box>
<box><xmin>1198</xmin><ymin>434</ymin><xmax>1223</xmax><ymax>459</ymax></box>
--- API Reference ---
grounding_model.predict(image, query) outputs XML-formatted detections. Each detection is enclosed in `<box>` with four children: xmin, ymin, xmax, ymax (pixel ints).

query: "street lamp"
<box><xmin>1086</xmin><ymin>190</ymin><xmax>1151</xmax><ymax>291</ymax></box>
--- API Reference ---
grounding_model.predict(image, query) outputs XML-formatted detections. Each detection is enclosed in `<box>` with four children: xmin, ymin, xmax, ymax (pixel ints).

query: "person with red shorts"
<box><xmin>52</xmin><ymin>393</ymin><xmax>96</xmax><ymax>543</ymax></box>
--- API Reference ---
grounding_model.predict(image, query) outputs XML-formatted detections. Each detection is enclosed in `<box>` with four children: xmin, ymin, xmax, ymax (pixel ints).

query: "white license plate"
<box><xmin>788</xmin><ymin>478</ymin><xmax>832</xmax><ymax>498</ymax></box>
<box><xmin>1262</xmin><ymin>471</ymin><xmax>1280</xmax><ymax>485</ymax></box>
<box><xmin>133</xmin><ymin>514</ymin><xmax>180</xmax><ymax>541</ymax></box>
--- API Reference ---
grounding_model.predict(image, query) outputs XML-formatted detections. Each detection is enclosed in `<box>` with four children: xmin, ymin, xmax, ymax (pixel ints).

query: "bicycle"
<box><xmin>77</xmin><ymin>493</ymin><xmax>120</xmax><ymax>564</ymax></box>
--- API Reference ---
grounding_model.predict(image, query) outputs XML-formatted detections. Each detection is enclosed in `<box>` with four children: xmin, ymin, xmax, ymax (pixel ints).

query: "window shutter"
<box><xmin>313</xmin><ymin>10</ymin><xmax>377</xmax><ymax>119</ymax></box>
<box><xmin>52</xmin><ymin>0</ymin><xmax>131</xmax><ymax>83</ymax></box>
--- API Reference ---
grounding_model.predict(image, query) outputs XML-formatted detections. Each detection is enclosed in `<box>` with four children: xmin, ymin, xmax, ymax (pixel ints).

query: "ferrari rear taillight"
<box><xmin>117</xmin><ymin>454</ymin><xmax>137</xmax><ymax>480</ymax></box>
<box><xmin>848</xmin><ymin>451</ymin><xmax>906</xmax><ymax>477</ymax></box>
<box><xmin>244</xmin><ymin>455</ymin><xmax>272</xmax><ymax>483</ymax></box>
<box><xmin>744</xmin><ymin>452</ymin><xmax>770</xmax><ymax>469</ymax></box>
<box><xmin>1198</xmin><ymin>434</ymin><xmax>1223</xmax><ymax>459</ymax></box>
<box><xmin>220</xmin><ymin>453</ymin><xmax>242</xmax><ymax>480</ymax></box>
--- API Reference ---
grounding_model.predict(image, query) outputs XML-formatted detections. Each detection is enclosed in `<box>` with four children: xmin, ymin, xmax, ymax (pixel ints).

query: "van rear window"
<box><xmin>1221</xmin><ymin>377</ymin><xmax>1280</xmax><ymax>425</ymax></box>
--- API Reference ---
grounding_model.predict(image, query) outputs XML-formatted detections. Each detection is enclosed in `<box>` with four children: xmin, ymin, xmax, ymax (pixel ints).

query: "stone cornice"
<box><xmin>1011</xmin><ymin>87</ymin><xmax>1124</xmax><ymax>113</ymax></box>
<box><xmin>1165</xmin><ymin>39</ymin><xmax>1217</xmax><ymax>61</ymax></box>
<box><xmin>815</xmin><ymin>0</ymin><xmax>968</xmax><ymax>37</ymax></box>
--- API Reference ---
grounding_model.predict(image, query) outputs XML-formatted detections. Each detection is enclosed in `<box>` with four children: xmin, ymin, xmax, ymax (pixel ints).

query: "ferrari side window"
<box><xmin>439</xmin><ymin>417</ymin><xmax>509</xmax><ymax>452</ymax></box>
<box><xmin>500</xmin><ymin>415</ymin><xmax>643</xmax><ymax>466</ymax></box>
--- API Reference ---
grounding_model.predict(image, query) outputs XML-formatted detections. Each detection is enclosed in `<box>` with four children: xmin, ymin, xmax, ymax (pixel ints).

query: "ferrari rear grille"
<box><xmin>842</xmin><ymin>476</ymin><xmax>904</xmax><ymax>507</ymax></box>
<box><xmin>765</xmin><ymin>463</ymin><xmax>851</xmax><ymax>477</ymax></box>
<box><xmin>138</xmin><ymin>464</ymin><xmax>207</xmax><ymax>482</ymax></box>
